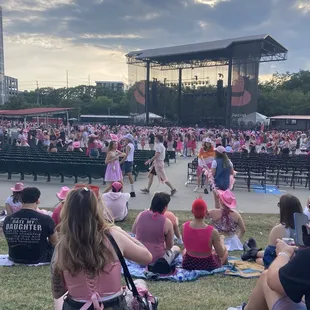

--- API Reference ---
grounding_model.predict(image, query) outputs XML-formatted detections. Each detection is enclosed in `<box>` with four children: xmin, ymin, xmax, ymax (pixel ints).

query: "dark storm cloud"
<box><xmin>2</xmin><ymin>0</ymin><xmax>310</xmax><ymax>71</ymax></box>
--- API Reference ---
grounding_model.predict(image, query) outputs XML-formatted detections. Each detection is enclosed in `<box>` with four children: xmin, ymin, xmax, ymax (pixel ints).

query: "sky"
<box><xmin>1</xmin><ymin>0</ymin><xmax>310</xmax><ymax>90</ymax></box>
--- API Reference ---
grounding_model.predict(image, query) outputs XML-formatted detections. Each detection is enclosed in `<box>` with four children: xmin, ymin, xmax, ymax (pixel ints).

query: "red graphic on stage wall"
<box><xmin>134</xmin><ymin>81</ymin><xmax>145</xmax><ymax>105</ymax></box>
<box><xmin>231</xmin><ymin>74</ymin><xmax>252</xmax><ymax>107</ymax></box>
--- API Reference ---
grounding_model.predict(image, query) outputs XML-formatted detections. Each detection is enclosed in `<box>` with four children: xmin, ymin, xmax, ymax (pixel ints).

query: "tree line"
<box><xmin>4</xmin><ymin>70</ymin><xmax>310</xmax><ymax>120</ymax></box>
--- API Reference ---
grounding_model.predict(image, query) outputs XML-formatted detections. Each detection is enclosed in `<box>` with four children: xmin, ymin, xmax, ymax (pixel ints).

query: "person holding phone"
<box><xmin>242</xmin><ymin>194</ymin><xmax>303</xmax><ymax>268</ymax></box>
<box><xmin>228</xmin><ymin>237</ymin><xmax>309</xmax><ymax>310</ymax></box>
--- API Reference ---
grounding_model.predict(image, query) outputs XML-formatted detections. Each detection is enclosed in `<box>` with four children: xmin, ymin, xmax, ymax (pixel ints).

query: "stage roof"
<box><xmin>0</xmin><ymin>107</ymin><xmax>72</xmax><ymax>117</ymax></box>
<box><xmin>268</xmin><ymin>115</ymin><xmax>310</xmax><ymax>120</ymax></box>
<box><xmin>126</xmin><ymin>34</ymin><xmax>288</xmax><ymax>70</ymax></box>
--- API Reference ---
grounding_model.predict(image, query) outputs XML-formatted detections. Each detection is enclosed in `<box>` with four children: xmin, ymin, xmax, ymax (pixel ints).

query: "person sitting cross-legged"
<box><xmin>102</xmin><ymin>181</ymin><xmax>130</xmax><ymax>222</ymax></box>
<box><xmin>132</xmin><ymin>192</ymin><xmax>180</xmax><ymax>264</ymax></box>
<box><xmin>3</xmin><ymin>187</ymin><xmax>58</xmax><ymax>264</ymax></box>
<box><xmin>182</xmin><ymin>198</ymin><xmax>228</xmax><ymax>271</ymax></box>
<box><xmin>228</xmin><ymin>237</ymin><xmax>310</xmax><ymax>310</ymax></box>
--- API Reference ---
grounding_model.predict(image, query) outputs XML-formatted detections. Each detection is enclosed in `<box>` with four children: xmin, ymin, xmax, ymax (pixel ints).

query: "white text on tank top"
<box><xmin>126</xmin><ymin>143</ymin><xmax>134</xmax><ymax>162</ymax></box>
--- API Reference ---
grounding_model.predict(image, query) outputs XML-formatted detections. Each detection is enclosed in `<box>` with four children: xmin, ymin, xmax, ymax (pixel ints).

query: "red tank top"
<box><xmin>183</xmin><ymin>221</ymin><xmax>213</xmax><ymax>253</ymax></box>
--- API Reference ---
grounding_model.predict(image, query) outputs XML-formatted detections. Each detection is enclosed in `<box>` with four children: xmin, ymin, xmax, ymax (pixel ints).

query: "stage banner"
<box><xmin>231</xmin><ymin>42</ymin><xmax>261</xmax><ymax>127</ymax></box>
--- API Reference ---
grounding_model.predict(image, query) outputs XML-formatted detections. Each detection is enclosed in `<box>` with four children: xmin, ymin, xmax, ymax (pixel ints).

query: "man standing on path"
<box><xmin>120</xmin><ymin>134</ymin><xmax>136</xmax><ymax>197</ymax></box>
<box><xmin>141</xmin><ymin>134</ymin><xmax>177</xmax><ymax>196</ymax></box>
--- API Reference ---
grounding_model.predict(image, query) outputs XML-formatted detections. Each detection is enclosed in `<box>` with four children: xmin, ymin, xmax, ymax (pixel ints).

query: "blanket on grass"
<box><xmin>0</xmin><ymin>254</ymin><xmax>50</xmax><ymax>267</ymax></box>
<box><xmin>122</xmin><ymin>256</ymin><xmax>263</xmax><ymax>281</ymax></box>
<box><xmin>225</xmin><ymin>257</ymin><xmax>265</xmax><ymax>279</ymax></box>
<box><xmin>0</xmin><ymin>254</ymin><xmax>263</xmax><ymax>280</ymax></box>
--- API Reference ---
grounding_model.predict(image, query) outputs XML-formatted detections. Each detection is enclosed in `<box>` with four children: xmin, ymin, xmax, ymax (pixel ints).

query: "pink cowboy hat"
<box><xmin>11</xmin><ymin>182</ymin><xmax>24</xmax><ymax>192</ymax></box>
<box><xmin>56</xmin><ymin>186</ymin><xmax>71</xmax><ymax>200</ymax></box>
<box><xmin>217</xmin><ymin>189</ymin><xmax>236</xmax><ymax>209</ymax></box>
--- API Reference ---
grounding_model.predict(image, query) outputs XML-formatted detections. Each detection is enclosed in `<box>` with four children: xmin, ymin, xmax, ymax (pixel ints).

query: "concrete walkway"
<box><xmin>0</xmin><ymin>157</ymin><xmax>309</xmax><ymax>214</ymax></box>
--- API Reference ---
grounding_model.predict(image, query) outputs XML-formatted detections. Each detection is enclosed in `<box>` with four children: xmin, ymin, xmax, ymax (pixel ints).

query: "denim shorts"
<box><xmin>124</xmin><ymin>161</ymin><xmax>133</xmax><ymax>174</ymax></box>
<box><xmin>263</xmin><ymin>245</ymin><xmax>276</xmax><ymax>269</ymax></box>
<box><xmin>273</xmin><ymin>297</ymin><xmax>306</xmax><ymax>310</ymax></box>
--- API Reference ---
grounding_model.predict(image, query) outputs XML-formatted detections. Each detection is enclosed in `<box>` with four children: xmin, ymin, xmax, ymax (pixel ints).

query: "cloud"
<box><xmin>294</xmin><ymin>0</ymin><xmax>310</xmax><ymax>13</ymax></box>
<box><xmin>1</xmin><ymin>0</ymin><xmax>310</xmax><ymax>91</ymax></box>
<box><xmin>194</xmin><ymin>0</ymin><xmax>230</xmax><ymax>7</ymax></box>
<box><xmin>80</xmin><ymin>34</ymin><xmax>143</xmax><ymax>39</ymax></box>
<box><xmin>1</xmin><ymin>0</ymin><xmax>75</xmax><ymax>12</ymax></box>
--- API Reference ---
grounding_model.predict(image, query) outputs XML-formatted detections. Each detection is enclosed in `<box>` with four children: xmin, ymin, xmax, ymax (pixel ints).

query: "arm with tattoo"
<box><xmin>50</xmin><ymin>247</ymin><xmax>67</xmax><ymax>299</ymax></box>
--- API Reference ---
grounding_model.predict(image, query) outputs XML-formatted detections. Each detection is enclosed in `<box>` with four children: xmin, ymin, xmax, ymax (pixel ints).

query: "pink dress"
<box><xmin>104</xmin><ymin>151</ymin><xmax>123</xmax><ymax>182</ymax></box>
<box><xmin>176</xmin><ymin>138</ymin><xmax>183</xmax><ymax>152</ymax></box>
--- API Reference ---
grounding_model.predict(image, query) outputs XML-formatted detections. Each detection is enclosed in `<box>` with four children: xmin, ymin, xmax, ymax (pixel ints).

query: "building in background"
<box><xmin>4</xmin><ymin>76</ymin><xmax>18</xmax><ymax>100</ymax></box>
<box><xmin>0</xmin><ymin>7</ymin><xmax>5</xmax><ymax>105</ymax></box>
<box><xmin>95</xmin><ymin>81</ymin><xmax>125</xmax><ymax>92</ymax></box>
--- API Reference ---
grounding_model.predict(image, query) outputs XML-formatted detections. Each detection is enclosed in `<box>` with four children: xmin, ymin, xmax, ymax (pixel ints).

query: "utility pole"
<box><xmin>88</xmin><ymin>75</ymin><xmax>90</xmax><ymax>86</ymax></box>
<box><xmin>66</xmin><ymin>70</ymin><xmax>69</xmax><ymax>99</ymax></box>
<box><xmin>36</xmin><ymin>80</ymin><xmax>40</xmax><ymax>106</ymax></box>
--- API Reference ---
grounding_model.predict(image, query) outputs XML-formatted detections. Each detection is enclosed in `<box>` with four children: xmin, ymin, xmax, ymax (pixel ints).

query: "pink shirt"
<box><xmin>135</xmin><ymin>210</ymin><xmax>166</xmax><ymax>263</ymax></box>
<box><xmin>183</xmin><ymin>222</ymin><xmax>213</xmax><ymax>254</ymax></box>
<box><xmin>63</xmin><ymin>262</ymin><xmax>122</xmax><ymax>300</ymax></box>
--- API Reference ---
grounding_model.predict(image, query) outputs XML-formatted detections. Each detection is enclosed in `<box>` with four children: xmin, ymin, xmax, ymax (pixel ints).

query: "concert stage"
<box><xmin>126</xmin><ymin>35</ymin><xmax>287</xmax><ymax>127</ymax></box>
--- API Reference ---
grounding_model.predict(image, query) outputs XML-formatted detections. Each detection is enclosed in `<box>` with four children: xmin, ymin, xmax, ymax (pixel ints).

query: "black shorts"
<box><xmin>124</xmin><ymin>161</ymin><xmax>133</xmax><ymax>174</ymax></box>
<box><xmin>149</xmin><ymin>167</ymin><xmax>157</xmax><ymax>176</ymax></box>
<box><xmin>62</xmin><ymin>294</ymin><xmax>128</xmax><ymax>310</ymax></box>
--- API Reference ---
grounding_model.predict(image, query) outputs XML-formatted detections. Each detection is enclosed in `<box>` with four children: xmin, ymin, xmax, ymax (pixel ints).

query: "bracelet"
<box><xmin>278</xmin><ymin>252</ymin><xmax>290</xmax><ymax>259</ymax></box>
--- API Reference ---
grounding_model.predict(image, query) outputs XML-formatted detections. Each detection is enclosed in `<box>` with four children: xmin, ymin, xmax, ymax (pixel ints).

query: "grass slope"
<box><xmin>0</xmin><ymin>211</ymin><xmax>278</xmax><ymax>310</ymax></box>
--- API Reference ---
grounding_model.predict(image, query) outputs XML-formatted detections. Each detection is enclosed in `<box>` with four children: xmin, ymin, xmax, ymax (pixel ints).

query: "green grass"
<box><xmin>0</xmin><ymin>211</ymin><xmax>279</xmax><ymax>310</ymax></box>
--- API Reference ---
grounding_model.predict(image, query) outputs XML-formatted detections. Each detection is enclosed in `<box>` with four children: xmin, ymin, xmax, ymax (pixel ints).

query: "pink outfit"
<box><xmin>176</xmin><ymin>139</ymin><xmax>183</xmax><ymax>152</ymax></box>
<box><xmin>135</xmin><ymin>210</ymin><xmax>166</xmax><ymax>263</ymax></box>
<box><xmin>63</xmin><ymin>262</ymin><xmax>122</xmax><ymax>301</ymax></box>
<box><xmin>183</xmin><ymin>222</ymin><xmax>213</xmax><ymax>255</ymax></box>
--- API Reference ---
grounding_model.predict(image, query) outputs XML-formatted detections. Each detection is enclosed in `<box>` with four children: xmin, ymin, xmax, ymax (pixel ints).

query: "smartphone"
<box><xmin>294</xmin><ymin>213</ymin><xmax>309</xmax><ymax>246</ymax></box>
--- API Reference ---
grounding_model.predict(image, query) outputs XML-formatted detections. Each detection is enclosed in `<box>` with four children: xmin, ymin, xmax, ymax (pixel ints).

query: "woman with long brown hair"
<box><xmin>51</xmin><ymin>188</ymin><xmax>152</xmax><ymax>310</ymax></box>
<box><xmin>103</xmin><ymin>141</ymin><xmax>125</xmax><ymax>193</ymax></box>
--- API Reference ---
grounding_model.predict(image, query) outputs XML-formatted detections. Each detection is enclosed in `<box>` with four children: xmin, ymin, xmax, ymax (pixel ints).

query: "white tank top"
<box><xmin>126</xmin><ymin>143</ymin><xmax>134</xmax><ymax>162</ymax></box>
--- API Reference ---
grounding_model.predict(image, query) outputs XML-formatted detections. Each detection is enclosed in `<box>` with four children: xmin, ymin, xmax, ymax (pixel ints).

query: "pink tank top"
<box><xmin>183</xmin><ymin>222</ymin><xmax>213</xmax><ymax>253</ymax></box>
<box><xmin>63</xmin><ymin>262</ymin><xmax>122</xmax><ymax>300</ymax></box>
<box><xmin>135</xmin><ymin>210</ymin><xmax>166</xmax><ymax>263</ymax></box>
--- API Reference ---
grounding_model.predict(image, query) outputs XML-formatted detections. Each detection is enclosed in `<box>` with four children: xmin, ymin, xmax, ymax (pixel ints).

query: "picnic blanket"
<box><xmin>0</xmin><ymin>254</ymin><xmax>263</xmax><ymax>279</ymax></box>
<box><xmin>124</xmin><ymin>255</ymin><xmax>227</xmax><ymax>282</ymax></box>
<box><xmin>0</xmin><ymin>254</ymin><xmax>50</xmax><ymax>267</ymax></box>
<box><xmin>225</xmin><ymin>257</ymin><xmax>265</xmax><ymax>278</ymax></box>
<box><xmin>123</xmin><ymin>256</ymin><xmax>263</xmax><ymax>282</ymax></box>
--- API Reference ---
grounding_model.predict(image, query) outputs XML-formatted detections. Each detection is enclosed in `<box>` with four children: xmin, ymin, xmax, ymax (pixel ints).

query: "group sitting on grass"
<box><xmin>2</xmin><ymin>182</ymin><xmax>310</xmax><ymax>310</ymax></box>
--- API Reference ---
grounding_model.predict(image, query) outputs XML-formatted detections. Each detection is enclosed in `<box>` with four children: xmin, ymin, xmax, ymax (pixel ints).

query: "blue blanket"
<box><xmin>124</xmin><ymin>255</ymin><xmax>228</xmax><ymax>282</ymax></box>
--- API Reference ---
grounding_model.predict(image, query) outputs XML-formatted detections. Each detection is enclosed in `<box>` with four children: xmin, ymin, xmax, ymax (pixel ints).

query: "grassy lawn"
<box><xmin>0</xmin><ymin>211</ymin><xmax>279</xmax><ymax>310</ymax></box>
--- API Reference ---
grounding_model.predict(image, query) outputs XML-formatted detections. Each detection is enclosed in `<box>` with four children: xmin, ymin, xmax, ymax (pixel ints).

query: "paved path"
<box><xmin>0</xmin><ymin>157</ymin><xmax>309</xmax><ymax>214</ymax></box>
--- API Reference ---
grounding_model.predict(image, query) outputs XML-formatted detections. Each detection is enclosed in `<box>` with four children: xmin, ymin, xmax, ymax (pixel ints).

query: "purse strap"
<box><xmin>106</xmin><ymin>233</ymin><xmax>140</xmax><ymax>298</ymax></box>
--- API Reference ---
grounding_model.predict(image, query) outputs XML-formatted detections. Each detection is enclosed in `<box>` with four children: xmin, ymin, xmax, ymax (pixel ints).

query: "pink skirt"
<box><xmin>104</xmin><ymin>162</ymin><xmax>123</xmax><ymax>182</ymax></box>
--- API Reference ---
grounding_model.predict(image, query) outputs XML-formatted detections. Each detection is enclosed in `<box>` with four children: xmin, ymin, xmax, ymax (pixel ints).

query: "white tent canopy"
<box><xmin>135</xmin><ymin>113</ymin><xmax>163</xmax><ymax>121</ymax></box>
<box><xmin>242</xmin><ymin>112</ymin><xmax>269</xmax><ymax>125</ymax></box>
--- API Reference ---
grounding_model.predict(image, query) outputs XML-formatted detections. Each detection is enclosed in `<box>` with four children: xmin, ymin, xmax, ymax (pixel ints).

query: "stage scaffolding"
<box><xmin>126</xmin><ymin>34</ymin><xmax>288</xmax><ymax>127</ymax></box>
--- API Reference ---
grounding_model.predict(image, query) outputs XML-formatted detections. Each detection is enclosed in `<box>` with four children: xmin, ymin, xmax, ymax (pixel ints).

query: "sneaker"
<box><xmin>140</xmin><ymin>188</ymin><xmax>150</xmax><ymax>194</ymax></box>
<box><xmin>170</xmin><ymin>189</ymin><xmax>177</xmax><ymax>196</ymax></box>
<box><xmin>227</xmin><ymin>303</ymin><xmax>247</xmax><ymax>310</ymax></box>
<box><xmin>193</xmin><ymin>186</ymin><xmax>198</xmax><ymax>192</ymax></box>
<box><xmin>204</xmin><ymin>188</ymin><xmax>209</xmax><ymax>194</ymax></box>
<box><xmin>130</xmin><ymin>192</ymin><xmax>136</xmax><ymax>198</ymax></box>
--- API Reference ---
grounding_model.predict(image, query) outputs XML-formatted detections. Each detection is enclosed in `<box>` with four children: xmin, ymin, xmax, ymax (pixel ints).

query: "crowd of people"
<box><xmin>2</xmin><ymin>176</ymin><xmax>310</xmax><ymax>310</ymax></box>
<box><xmin>2</xmin><ymin>120</ymin><xmax>310</xmax><ymax>309</ymax></box>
